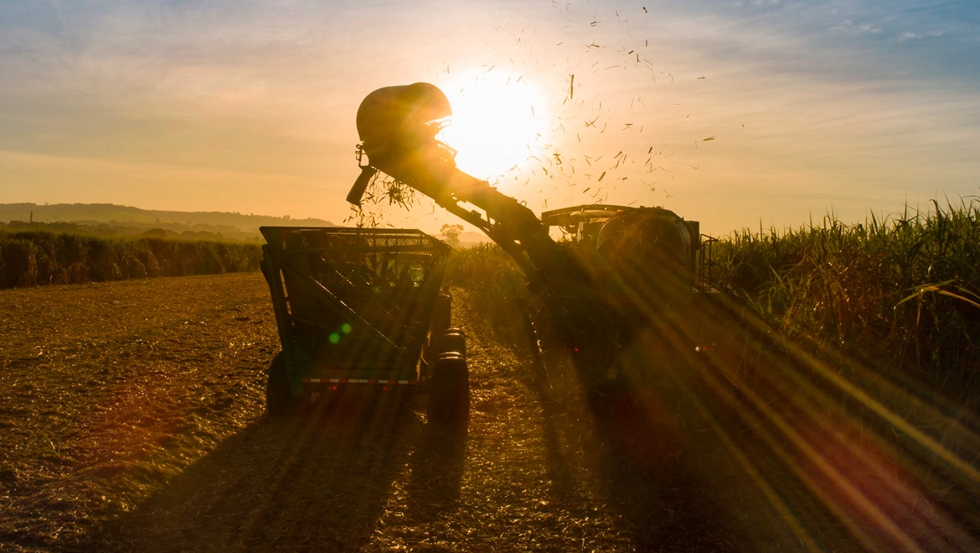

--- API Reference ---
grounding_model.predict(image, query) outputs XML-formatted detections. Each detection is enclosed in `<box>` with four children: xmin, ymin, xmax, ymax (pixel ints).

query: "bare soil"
<box><xmin>1</xmin><ymin>273</ymin><xmax>978</xmax><ymax>552</ymax></box>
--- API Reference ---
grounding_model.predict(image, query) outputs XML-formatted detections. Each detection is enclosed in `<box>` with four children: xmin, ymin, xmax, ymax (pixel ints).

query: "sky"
<box><xmin>1</xmin><ymin>0</ymin><xmax>978</xmax><ymax>236</ymax></box>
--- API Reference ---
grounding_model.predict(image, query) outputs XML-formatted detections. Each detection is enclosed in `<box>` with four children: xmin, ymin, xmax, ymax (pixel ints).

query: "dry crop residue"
<box><xmin>5</xmin><ymin>272</ymin><xmax>970</xmax><ymax>552</ymax></box>
<box><xmin>0</xmin><ymin>274</ymin><xmax>274</xmax><ymax>551</ymax></box>
<box><xmin>0</xmin><ymin>273</ymin><xmax>639</xmax><ymax>552</ymax></box>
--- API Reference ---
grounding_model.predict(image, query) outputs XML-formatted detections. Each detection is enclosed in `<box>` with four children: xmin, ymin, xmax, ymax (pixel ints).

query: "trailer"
<box><xmin>258</xmin><ymin>226</ymin><xmax>468</xmax><ymax>421</ymax></box>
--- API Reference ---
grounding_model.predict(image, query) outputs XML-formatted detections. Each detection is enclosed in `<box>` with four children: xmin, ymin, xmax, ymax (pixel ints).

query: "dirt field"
<box><xmin>1</xmin><ymin>273</ymin><xmax>978</xmax><ymax>552</ymax></box>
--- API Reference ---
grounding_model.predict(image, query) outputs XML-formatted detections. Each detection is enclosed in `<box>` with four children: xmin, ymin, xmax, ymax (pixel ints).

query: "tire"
<box><xmin>421</xmin><ymin>295</ymin><xmax>454</xmax><ymax>379</ymax></box>
<box><xmin>266</xmin><ymin>352</ymin><xmax>301</xmax><ymax>417</ymax></box>
<box><xmin>428</xmin><ymin>352</ymin><xmax>469</xmax><ymax>424</ymax></box>
<box><xmin>441</xmin><ymin>328</ymin><xmax>466</xmax><ymax>357</ymax></box>
<box><xmin>431</xmin><ymin>293</ymin><xmax>452</xmax><ymax>337</ymax></box>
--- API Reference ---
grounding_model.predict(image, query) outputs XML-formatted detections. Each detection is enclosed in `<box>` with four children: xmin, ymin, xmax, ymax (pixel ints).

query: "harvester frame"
<box><xmin>259</xmin><ymin>225</ymin><xmax>468</xmax><ymax>420</ymax></box>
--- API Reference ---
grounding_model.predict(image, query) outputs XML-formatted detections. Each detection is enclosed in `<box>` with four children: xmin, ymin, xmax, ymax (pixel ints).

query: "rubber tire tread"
<box><xmin>266</xmin><ymin>352</ymin><xmax>300</xmax><ymax>417</ymax></box>
<box><xmin>428</xmin><ymin>354</ymin><xmax>470</xmax><ymax>424</ymax></box>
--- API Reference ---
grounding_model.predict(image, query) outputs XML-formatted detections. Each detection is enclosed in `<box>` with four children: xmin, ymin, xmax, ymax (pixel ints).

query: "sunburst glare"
<box><xmin>437</xmin><ymin>72</ymin><xmax>548</xmax><ymax>187</ymax></box>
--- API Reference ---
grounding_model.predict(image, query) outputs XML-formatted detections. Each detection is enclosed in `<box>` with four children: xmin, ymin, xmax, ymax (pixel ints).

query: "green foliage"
<box><xmin>0</xmin><ymin>230</ymin><xmax>262</xmax><ymax>288</ymax></box>
<box><xmin>709</xmin><ymin>198</ymin><xmax>980</xmax><ymax>381</ymax></box>
<box><xmin>445</xmin><ymin>243</ymin><xmax>530</xmax><ymax>342</ymax></box>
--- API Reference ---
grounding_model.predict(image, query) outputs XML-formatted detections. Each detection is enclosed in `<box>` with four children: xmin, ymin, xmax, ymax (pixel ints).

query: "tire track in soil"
<box><xmin>363</xmin><ymin>288</ymin><xmax>759</xmax><ymax>552</ymax></box>
<box><xmin>362</xmin><ymin>288</ymin><xmax>630</xmax><ymax>552</ymax></box>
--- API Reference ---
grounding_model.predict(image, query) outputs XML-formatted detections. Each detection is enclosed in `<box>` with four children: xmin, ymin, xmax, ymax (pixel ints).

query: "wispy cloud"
<box><xmin>832</xmin><ymin>20</ymin><xmax>883</xmax><ymax>34</ymax></box>
<box><xmin>900</xmin><ymin>30</ymin><xmax>947</xmax><ymax>40</ymax></box>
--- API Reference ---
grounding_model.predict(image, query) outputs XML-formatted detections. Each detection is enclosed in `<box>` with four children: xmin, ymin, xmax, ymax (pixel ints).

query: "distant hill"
<box><xmin>0</xmin><ymin>203</ymin><xmax>335</xmax><ymax>242</ymax></box>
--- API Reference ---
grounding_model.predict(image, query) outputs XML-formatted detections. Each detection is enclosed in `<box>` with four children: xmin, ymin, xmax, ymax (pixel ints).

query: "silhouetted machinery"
<box><xmin>348</xmin><ymin>83</ymin><xmax>701</xmax><ymax>389</ymax></box>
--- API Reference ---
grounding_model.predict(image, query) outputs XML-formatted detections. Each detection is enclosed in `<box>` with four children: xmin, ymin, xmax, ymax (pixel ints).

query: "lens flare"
<box><xmin>437</xmin><ymin>72</ymin><xmax>548</xmax><ymax>183</ymax></box>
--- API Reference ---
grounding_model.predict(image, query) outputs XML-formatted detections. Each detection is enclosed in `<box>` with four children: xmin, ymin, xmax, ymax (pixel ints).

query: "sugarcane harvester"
<box><xmin>348</xmin><ymin>83</ymin><xmax>698</xmax><ymax>390</ymax></box>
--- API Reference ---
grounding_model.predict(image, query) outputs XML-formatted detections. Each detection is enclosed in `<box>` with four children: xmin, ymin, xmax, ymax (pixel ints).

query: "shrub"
<box><xmin>0</xmin><ymin>230</ymin><xmax>262</xmax><ymax>289</ymax></box>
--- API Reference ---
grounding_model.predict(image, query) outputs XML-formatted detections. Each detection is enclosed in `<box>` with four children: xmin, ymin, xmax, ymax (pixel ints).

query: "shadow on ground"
<box><xmin>78</xmin><ymin>390</ymin><xmax>465</xmax><ymax>553</ymax></box>
<box><xmin>549</xmin><ymin>295</ymin><xmax>980</xmax><ymax>553</ymax></box>
<box><xmin>524</xmin><ymin>328</ymin><xmax>753</xmax><ymax>552</ymax></box>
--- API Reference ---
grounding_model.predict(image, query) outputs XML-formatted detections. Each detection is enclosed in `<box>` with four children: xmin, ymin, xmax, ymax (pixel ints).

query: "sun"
<box><xmin>436</xmin><ymin>72</ymin><xmax>548</xmax><ymax>181</ymax></box>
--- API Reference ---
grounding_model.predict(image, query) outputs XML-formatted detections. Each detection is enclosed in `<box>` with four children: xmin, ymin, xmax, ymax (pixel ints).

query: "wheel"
<box><xmin>431</xmin><ymin>292</ymin><xmax>452</xmax><ymax>336</ymax></box>
<box><xmin>441</xmin><ymin>328</ymin><xmax>466</xmax><ymax>357</ymax></box>
<box><xmin>421</xmin><ymin>294</ymin><xmax>454</xmax><ymax>377</ymax></box>
<box><xmin>428</xmin><ymin>352</ymin><xmax>469</xmax><ymax>424</ymax></box>
<box><xmin>266</xmin><ymin>352</ymin><xmax>301</xmax><ymax>417</ymax></box>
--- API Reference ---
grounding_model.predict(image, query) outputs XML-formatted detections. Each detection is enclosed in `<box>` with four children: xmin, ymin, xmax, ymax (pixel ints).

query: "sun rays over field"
<box><xmin>446</xmin><ymin>224</ymin><xmax>980</xmax><ymax>552</ymax></box>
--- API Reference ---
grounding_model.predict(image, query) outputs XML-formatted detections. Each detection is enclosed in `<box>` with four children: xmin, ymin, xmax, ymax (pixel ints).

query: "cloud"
<box><xmin>832</xmin><ymin>20</ymin><xmax>883</xmax><ymax>34</ymax></box>
<box><xmin>900</xmin><ymin>30</ymin><xmax>947</xmax><ymax>41</ymax></box>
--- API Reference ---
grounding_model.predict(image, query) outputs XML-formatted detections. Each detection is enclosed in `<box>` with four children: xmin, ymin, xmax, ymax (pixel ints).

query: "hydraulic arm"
<box><xmin>346</xmin><ymin>83</ymin><xmax>694</xmax><ymax>385</ymax></box>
